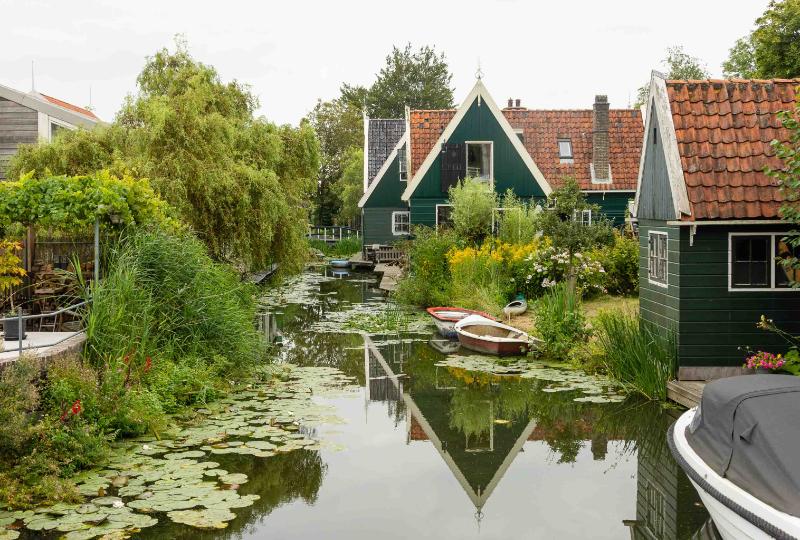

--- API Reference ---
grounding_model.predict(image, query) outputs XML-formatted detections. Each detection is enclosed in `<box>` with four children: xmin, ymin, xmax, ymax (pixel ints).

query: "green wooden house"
<box><xmin>359</xmin><ymin>79</ymin><xmax>644</xmax><ymax>245</ymax></box>
<box><xmin>634</xmin><ymin>73</ymin><xmax>800</xmax><ymax>380</ymax></box>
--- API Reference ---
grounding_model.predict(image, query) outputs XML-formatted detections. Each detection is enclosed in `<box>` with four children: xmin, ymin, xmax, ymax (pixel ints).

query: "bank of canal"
<box><xmin>10</xmin><ymin>267</ymin><xmax>713</xmax><ymax>539</ymax></box>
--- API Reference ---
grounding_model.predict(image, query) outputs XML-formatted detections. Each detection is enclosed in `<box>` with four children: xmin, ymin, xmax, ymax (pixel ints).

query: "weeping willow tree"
<box><xmin>9</xmin><ymin>39</ymin><xmax>319</xmax><ymax>272</ymax></box>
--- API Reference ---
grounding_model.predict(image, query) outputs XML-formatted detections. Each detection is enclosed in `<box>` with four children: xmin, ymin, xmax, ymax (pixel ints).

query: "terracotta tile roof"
<box><xmin>39</xmin><ymin>93</ymin><xmax>99</xmax><ymax>121</ymax></box>
<box><xmin>666</xmin><ymin>79</ymin><xmax>800</xmax><ymax>220</ymax></box>
<box><xmin>409</xmin><ymin>108</ymin><xmax>643</xmax><ymax>191</ymax></box>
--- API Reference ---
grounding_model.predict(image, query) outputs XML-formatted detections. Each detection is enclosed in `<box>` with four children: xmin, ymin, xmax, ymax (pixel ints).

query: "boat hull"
<box><xmin>432</xmin><ymin>318</ymin><xmax>457</xmax><ymax>339</ymax></box>
<box><xmin>457</xmin><ymin>332</ymin><xmax>528</xmax><ymax>356</ymax></box>
<box><xmin>426</xmin><ymin>307</ymin><xmax>496</xmax><ymax>339</ymax></box>
<box><xmin>670</xmin><ymin>409</ymin><xmax>800</xmax><ymax>540</ymax></box>
<box><xmin>329</xmin><ymin>260</ymin><xmax>350</xmax><ymax>269</ymax></box>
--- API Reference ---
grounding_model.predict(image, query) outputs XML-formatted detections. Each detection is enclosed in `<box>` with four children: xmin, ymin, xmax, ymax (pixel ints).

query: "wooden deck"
<box><xmin>666</xmin><ymin>380</ymin><xmax>706</xmax><ymax>409</ymax></box>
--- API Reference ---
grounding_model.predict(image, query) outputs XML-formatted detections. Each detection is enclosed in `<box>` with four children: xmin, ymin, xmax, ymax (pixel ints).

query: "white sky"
<box><xmin>0</xmin><ymin>0</ymin><xmax>770</xmax><ymax>125</ymax></box>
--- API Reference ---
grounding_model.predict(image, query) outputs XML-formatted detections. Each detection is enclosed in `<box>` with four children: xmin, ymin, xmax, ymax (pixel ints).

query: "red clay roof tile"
<box><xmin>409</xmin><ymin>107</ymin><xmax>644</xmax><ymax>191</ymax></box>
<box><xmin>666</xmin><ymin>79</ymin><xmax>800</xmax><ymax>221</ymax></box>
<box><xmin>39</xmin><ymin>93</ymin><xmax>99</xmax><ymax>121</ymax></box>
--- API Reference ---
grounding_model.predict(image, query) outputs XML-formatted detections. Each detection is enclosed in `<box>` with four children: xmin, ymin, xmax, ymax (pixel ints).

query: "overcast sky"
<box><xmin>0</xmin><ymin>0</ymin><xmax>770</xmax><ymax>125</ymax></box>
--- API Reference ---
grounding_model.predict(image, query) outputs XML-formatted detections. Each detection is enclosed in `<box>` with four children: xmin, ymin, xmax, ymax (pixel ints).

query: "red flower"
<box><xmin>144</xmin><ymin>357</ymin><xmax>152</xmax><ymax>373</ymax></box>
<box><xmin>71</xmin><ymin>399</ymin><xmax>82</xmax><ymax>415</ymax></box>
<box><xmin>123</xmin><ymin>354</ymin><xmax>131</xmax><ymax>365</ymax></box>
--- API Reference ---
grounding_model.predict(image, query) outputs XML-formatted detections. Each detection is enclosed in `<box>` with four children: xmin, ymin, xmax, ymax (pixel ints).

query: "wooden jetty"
<box><xmin>248</xmin><ymin>263</ymin><xmax>279</xmax><ymax>284</ymax></box>
<box><xmin>666</xmin><ymin>380</ymin><xmax>705</xmax><ymax>409</ymax></box>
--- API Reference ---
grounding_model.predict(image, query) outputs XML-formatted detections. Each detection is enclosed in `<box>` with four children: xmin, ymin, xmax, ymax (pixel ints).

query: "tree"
<box><xmin>767</xmin><ymin>101</ymin><xmax>800</xmax><ymax>286</ymax></box>
<box><xmin>724</xmin><ymin>0</ymin><xmax>800</xmax><ymax>79</ymax></box>
<box><xmin>335</xmin><ymin>147</ymin><xmax>363</xmax><ymax>226</ymax></box>
<box><xmin>8</xmin><ymin>40</ymin><xmax>319</xmax><ymax>272</ymax></box>
<box><xmin>535</xmin><ymin>178</ymin><xmax>614</xmax><ymax>292</ymax></box>
<box><xmin>635</xmin><ymin>46</ymin><xmax>710</xmax><ymax>107</ymax></box>
<box><xmin>722</xmin><ymin>36</ymin><xmax>758</xmax><ymax>78</ymax></box>
<box><xmin>448</xmin><ymin>178</ymin><xmax>497</xmax><ymax>245</ymax></box>
<box><xmin>351</xmin><ymin>44</ymin><xmax>454</xmax><ymax>118</ymax></box>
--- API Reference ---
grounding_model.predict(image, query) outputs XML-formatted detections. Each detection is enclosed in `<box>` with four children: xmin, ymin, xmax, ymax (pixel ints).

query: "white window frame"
<box><xmin>573</xmin><ymin>209</ymin><xmax>592</xmax><ymax>226</ymax></box>
<box><xmin>648</xmin><ymin>231</ymin><xmax>668</xmax><ymax>288</ymax></box>
<box><xmin>398</xmin><ymin>144</ymin><xmax>408</xmax><ymax>182</ymax></box>
<box><xmin>465</xmin><ymin>141</ymin><xmax>494</xmax><ymax>186</ymax></box>
<box><xmin>391</xmin><ymin>211</ymin><xmax>410</xmax><ymax>236</ymax></box>
<box><xmin>513</xmin><ymin>128</ymin><xmax>525</xmax><ymax>144</ymax></box>
<box><xmin>49</xmin><ymin>118</ymin><xmax>71</xmax><ymax>141</ymax></box>
<box><xmin>435</xmin><ymin>204</ymin><xmax>453</xmax><ymax>229</ymax></box>
<box><xmin>728</xmin><ymin>232</ymin><xmax>800</xmax><ymax>292</ymax></box>
<box><xmin>557</xmin><ymin>138</ymin><xmax>574</xmax><ymax>164</ymax></box>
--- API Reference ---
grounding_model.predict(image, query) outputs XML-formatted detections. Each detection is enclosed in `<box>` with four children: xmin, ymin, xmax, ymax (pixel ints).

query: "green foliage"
<box><xmin>335</xmin><ymin>147</ymin><xmax>364</xmax><ymax>226</ymax></box>
<box><xmin>9</xmin><ymin>40</ymin><xmax>319</xmax><ymax>272</ymax></box>
<box><xmin>0</xmin><ymin>240</ymin><xmax>25</xmax><ymax>310</ymax></box>
<box><xmin>342</xmin><ymin>43</ymin><xmax>454</xmax><ymax>118</ymax></box>
<box><xmin>635</xmin><ymin>45</ymin><xmax>710</xmax><ymax>107</ymax></box>
<box><xmin>447</xmin><ymin>244</ymin><xmax>507</xmax><ymax>315</ymax></box>
<box><xmin>0</xmin><ymin>171</ymin><xmax>174</xmax><ymax>232</ymax></box>
<box><xmin>766</xmin><ymin>100</ymin><xmax>800</xmax><ymax>285</ymax></box>
<box><xmin>722</xmin><ymin>36</ymin><xmax>758</xmax><ymax>78</ymax></box>
<box><xmin>752</xmin><ymin>0</ymin><xmax>800</xmax><ymax>78</ymax></box>
<box><xmin>448</xmin><ymin>178</ymin><xmax>497</xmax><ymax>245</ymax></box>
<box><xmin>307</xmin><ymin>237</ymin><xmax>362</xmax><ymax>257</ymax></box>
<box><xmin>594</xmin><ymin>311</ymin><xmax>676</xmax><ymax>400</ymax></box>
<box><xmin>534</xmin><ymin>283</ymin><xmax>590</xmax><ymax>360</ymax></box>
<box><xmin>535</xmin><ymin>178</ymin><xmax>614</xmax><ymax>291</ymax></box>
<box><xmin>513</xmin><ymin>245</ymin><xmax>607</xmax><ymax>299</ymax></box>
<box><xmin>497</xmin><ymin>190</ymin><xmax>540</xmax><ymax>244</ymax></box>
<box><xmin>590</xmin><ymin>231</ymin><xmax>639</xmax><ymax>295</ymax></box>
<box><xmin>394</xmin><ymin>226</ymin><xmax>457</xmax><ymax>306</ymax></box>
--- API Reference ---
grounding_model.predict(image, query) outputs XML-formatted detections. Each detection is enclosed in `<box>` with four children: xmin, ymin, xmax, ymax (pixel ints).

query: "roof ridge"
<box><xmin>666</xmin><ymin>78</ymin><xmax>800</xmax><ymax>84</ymax></box>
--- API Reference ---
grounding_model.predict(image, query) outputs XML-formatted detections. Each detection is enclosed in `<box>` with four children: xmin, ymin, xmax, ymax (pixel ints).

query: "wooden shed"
<box><xmin>634</xmin><ymin>73</ymin><xmax>800</xmax><ymax>380</ymax></box>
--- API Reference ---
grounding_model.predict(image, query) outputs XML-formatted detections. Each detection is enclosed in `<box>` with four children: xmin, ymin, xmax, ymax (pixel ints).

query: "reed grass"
<box><xmin>594</xmin><ymin>310</ymin><xmax>676</xmax><ymax>400</ymax></box>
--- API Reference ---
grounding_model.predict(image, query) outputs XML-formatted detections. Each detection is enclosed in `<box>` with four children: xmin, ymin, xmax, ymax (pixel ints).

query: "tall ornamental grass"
<box><xmin>594</xmin><ymin>311</ymin><xmax>676</xmax><ymax>400</ymax></box>
<box><xmin>85</xmin><ymin>229</ymin><xmax>262</xmax><ymax>376</ymax></box>
<box><xmin>534</xmin><ymin>283</ymin><xmax>590</xmax><ymax>359</ymax></box>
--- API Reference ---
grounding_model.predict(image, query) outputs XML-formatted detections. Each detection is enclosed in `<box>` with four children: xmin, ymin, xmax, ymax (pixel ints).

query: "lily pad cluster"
<box><xmin>259</xmin><ymin>272</ymin><xmax>338</xmax><ymax>307</ymax></box>
<box><xmin>435</xmin><ymin>355</ymin><xmax>626</xmax><ymax>403</ymax></box>
<box><xmin>4</xmin><ymin>365</ymin><xmax>357</xmax><ymax>539</ymax></box>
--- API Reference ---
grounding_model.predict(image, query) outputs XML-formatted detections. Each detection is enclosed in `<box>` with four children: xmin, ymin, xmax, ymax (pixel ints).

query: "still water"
<box><xmin>145</xmin><ymin>268</ymin><xmax>712</xmax><ymax>539</ymax></box>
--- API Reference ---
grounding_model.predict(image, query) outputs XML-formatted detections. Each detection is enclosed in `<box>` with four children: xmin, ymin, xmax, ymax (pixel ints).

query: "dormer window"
<box><xmin>558</xmin><ymin>139</ymin><xmax>573</xmax><ymax>163</ymax></box>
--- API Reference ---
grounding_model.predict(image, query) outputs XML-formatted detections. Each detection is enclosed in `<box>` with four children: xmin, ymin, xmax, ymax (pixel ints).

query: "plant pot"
<box><xmin>3</xmin><ymin>315</ymin><xmax>26</xmax><ymax>341</ymax></box>
<box><xmin>754</xmin><ymin>367</ymin><xmax>773</xmax><ymax>374</ymax></box>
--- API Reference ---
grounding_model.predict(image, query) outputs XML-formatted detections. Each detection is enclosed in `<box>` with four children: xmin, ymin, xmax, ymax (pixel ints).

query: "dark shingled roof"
<box><xmin>367</xmin><ymin>119</ymin><xmax>405</xmax><ymax>186</ymax></box>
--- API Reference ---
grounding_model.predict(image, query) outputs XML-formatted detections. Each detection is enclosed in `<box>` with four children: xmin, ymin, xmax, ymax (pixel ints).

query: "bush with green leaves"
<box><xmin>594</xmin><ymin>311</ymin><xmax>676</xmax><ymax>400</ymax></box>
<box><xmin>513</xmin><ymin>245</ymin><xmax>606</xmax><ymax>299</ymax></box>
<box><xmin>394</xmin><ymin>226</ymin><xmax>457</xmax><ymax>306</ymax></box>
<box><xmin>590</xmin><ymin>231</ymin><xmax>639</xmax><ymax>296</ymax></box>
<box><xmin>534</xmin><ymin>283</ymin><xmax>590</xmax><ymax>360</ymax></box>
<box><xmin>497</xmin><ymin>190</ymin><xmax>540</xmax><ymax>244</ymax></box>
<box><xmin>448</xmin><ymin>178</ymin><xmax>497</xmax><ymax>245</ymax></box>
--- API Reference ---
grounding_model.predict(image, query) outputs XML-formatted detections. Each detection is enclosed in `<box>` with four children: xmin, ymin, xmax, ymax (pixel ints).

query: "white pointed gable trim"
<box><xmin>0</xmin><ymin>83</ymin><xmax>100</xmax><ymax>128</ymax></box>
<box><xmin>358</xmin><ymin>132</ymin><xmax>408</xmax><ymax>208</ymax></box>
<box><xmin>633</xmin><ymin>72</ymin><xmax>690</xmax><ymax>219</ymax></box>
<box><xmin>400</xmin><ymin>79</ymin><xmax>551</xmax><ymax>201</ymax></box>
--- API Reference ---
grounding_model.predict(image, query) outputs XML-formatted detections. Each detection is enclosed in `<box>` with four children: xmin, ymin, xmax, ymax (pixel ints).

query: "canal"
<box><xmin>220</xmin><ymin>268</ymin><xmax>712</xmax><ymax>539</ymax></box>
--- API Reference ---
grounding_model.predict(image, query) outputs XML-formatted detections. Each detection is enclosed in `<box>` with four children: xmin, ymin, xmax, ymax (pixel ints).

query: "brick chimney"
<box><xmin>592</xmin><ymin>95</ymin><xmax>610</xmax><ymax>181</ymax></box>
<box><xmin>515</xmin><ymin>99</ymin><xmax>521</xmax><ymax>108</ymax></box>
<box><xmin>508</xmin><ymin>98</ymin><xmax>513</xmax><ymax>108</ymax></box>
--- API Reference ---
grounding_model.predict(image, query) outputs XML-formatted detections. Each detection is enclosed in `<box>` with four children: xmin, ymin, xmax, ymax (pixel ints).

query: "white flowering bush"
<box><xmin>511</xmin><ymin>245</ymin><xmax>606</xmax><ymax>299</ymax></box>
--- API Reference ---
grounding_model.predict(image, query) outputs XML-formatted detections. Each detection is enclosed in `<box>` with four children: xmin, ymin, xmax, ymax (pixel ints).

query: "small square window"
<box><xmin>466</xmin><ymin>142</ymin><xmax>492</xmax><ymax>181</ymax></box>
<box><xmin>732</xmin><ymin>236</ymin><xmax>770</xmax><ymax>288</ymax></box>
<box><xmin>573</xmin><ymin>209</ymin><xmax>592</xmax><ymax>226</ymax></box>
<box><xmin>558</xmin><ymin>139</ymin><xmax>573</xmax><ymax>160</ymax></box>
<box><xmin>392</xmin><ymin>211</ymin><xmax>410</xmax><ymax>235</ymax></box>
<box><xmin>436</xmin><ymin>205</ymin><xmax>453</xmax><ymax>229</ymax></box>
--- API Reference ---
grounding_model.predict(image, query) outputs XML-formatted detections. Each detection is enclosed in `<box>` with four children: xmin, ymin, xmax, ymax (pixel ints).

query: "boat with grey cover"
<box><xmin>669</xmin><ymin>375</ymin><xmax>800</xmax><ymax>539</ymax></box>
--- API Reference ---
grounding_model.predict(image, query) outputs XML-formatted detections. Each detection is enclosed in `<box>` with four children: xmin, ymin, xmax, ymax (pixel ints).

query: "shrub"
<box><xmin>591</xmin><ymin>231</ymin><xmax>639</xmax><ymax>295</ymax></box>
<box><xmin>394</xmin><ymin>226</ymin><xmax>457</xmax><ymax>306</ymax></box>
<box><xmin>497</xmin><ymin>190</ymin><xmax>540</xmax><ymax>244</ymax></box>
<box><xmin>514</xmin><ymin>245</ymin><xmax>606</xmax><ymax>299</ymax></box>
<box><xmin>534</xmin><ymin>284</ymin><xmax>590</xmax><ymax>359</ymax></box>
<box><xmin>308</xmin><ymin>237</ymin><xmax>362</xmax><ymax>257</ymax></box>
<box><xmin>448</xmin><ymin>178</ymin><xmax>497</xmax><ymax>245</ymax></box>
<box><xmin>42</xmin><ymin>356</ymin><xmax>102</xmax><ymax>424</ymax></box>
<box><xmin>447</xmin><ymin>243</ymin><xmax>506</xmax><ymax>314</ymax></box>
<box><xmin>594</xmin><ymin>311</ymin><xmax>676</xmax><ymax>400</ymax></box>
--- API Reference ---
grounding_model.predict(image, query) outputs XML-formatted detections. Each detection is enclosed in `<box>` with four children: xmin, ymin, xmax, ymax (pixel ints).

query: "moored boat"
<box><xmin>426</xmin><ymin>307</ymin><xmax>497</xmax><ymax>339</ymax></box>
<box><xmin>329</xmin><ymin>259</ymin><xmax>350</xmax><ymax>269</ymax></box>
<box><xmin>502</xmin><ymin>295</ymin><xmax>527</xmax><ymax>319</ymax></box>
<box><xmin>454</xmin><ymin>314</ymin><xmax>537</xmax><ymax>356</ymax></box>
<box><xmin>669</xmin><ymin>375</ymin><xmax>800</xmax><ymax>540</ymax></box>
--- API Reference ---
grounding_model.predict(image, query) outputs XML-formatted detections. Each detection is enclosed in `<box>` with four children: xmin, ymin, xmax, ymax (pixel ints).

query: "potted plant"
<box><xmin>0</xmin><ymin>240</ymin><xmax>27</xmax><ymax>341</ymax></box>
<box><xmin>743</xmin><ymin>350</ymin><xmax>785</xmax><ymax>374</ymax></box>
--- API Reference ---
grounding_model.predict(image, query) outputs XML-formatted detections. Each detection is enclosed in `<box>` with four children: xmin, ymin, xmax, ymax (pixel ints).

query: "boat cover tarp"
<box><xmin>686</xmin><ymin>375</ymin><xmax>800</xmax><ymax>517</ymax></box>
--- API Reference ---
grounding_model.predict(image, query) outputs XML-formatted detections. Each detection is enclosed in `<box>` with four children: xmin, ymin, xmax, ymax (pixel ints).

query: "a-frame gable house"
<box><xmin>634</xmin><ymin>72</ymin><xmax>800</xmax><ymax>379</ymax></box>
<box><xmin>401</xmin><ymin>79</ymin><xmax>551</xmax><ymax>227</ymax></box>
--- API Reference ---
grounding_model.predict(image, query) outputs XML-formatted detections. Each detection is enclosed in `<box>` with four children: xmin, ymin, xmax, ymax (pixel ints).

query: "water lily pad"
<box><xmin>218</xmin><ymin>473</ymin><xmax>248</xmax><ymax>485</ymax></box>
<box><xmin>167</xmin><ymin>508</ymin><xmax>236</xmax><ymax>529</ymax></box>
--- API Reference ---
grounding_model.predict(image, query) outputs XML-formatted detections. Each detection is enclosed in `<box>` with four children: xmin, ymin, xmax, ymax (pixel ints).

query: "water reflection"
<box><xmin>143</xmin><ymin>269</ymin><xmax>714</xmax><ymax>539</ymax></box>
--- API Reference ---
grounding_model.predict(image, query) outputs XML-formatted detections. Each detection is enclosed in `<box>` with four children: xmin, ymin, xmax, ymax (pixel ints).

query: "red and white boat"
<box><xmin>454</xmin><ymin>314</ymin><xmax>538</xmax><ymax>356</ymax></box>
<box><xmin>426</xmin><ymin>307</ymin><xmax>497</xmax><ymax>339</ymax></box>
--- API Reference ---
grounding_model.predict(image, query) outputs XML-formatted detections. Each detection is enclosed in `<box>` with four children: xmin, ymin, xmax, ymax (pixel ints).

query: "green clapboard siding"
<box><xmin>639</xmin><ymin>218</ymin><xmax>800</xmax><ymax>368</ymax></box>
<box><xmin>362</xmin><ymin>207</ymin><xmax>409</xmax><ymax>246</ymax></box>
<box><xmin>409</xmin><ymin>96</ymin><xmax>547</xmax><ymax>225</ymax></box>
<box><xmin>362</xmin><ymin>146</ymin><xmax>410</xmax><ymax>244</ymax></box>
<box><xmin>586</xmin><ymin>191</ymin><xmax>633</xmax><ymax>227</ymax></box>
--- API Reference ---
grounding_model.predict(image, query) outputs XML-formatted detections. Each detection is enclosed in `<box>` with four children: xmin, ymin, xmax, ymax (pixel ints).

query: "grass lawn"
<box><xmin>513</xmin><ymin>294</ymin><xmax>639</xmax><ymax>335</ymax></box>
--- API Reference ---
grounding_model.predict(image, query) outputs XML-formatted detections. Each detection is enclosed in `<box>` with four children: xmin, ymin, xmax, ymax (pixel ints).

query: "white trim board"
<box><xmin>727</xmin><ymin>232</ymin><xmax>799</xmax><ymax>292</ymax></box>
<box><xmin>633</xmin><ymin>72</ymin><xmax>690</xmax><ymax>220</ymax></box>
<box><xmin>401</xmin><ymin>79</ymin><xmax>551</xmax><ymax>201</ymax></box>
<box><xmin>358</xmin><ymin>132</ymin><xmax>409</xmax><ymax>208</ymax></box>
<box><xmin>666</xmin><ymin>219</ymin><xmax>788</xmax><ymax>226</ymax></box>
